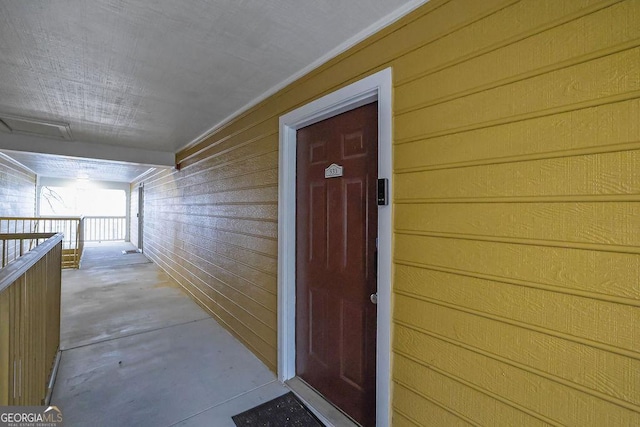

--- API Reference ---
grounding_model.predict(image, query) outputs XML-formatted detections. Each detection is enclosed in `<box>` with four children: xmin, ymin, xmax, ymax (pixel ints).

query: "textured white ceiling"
<box><xmin>0</xmin><ymin>0</ymin><xmax>415</xmax><ymax>156</ymax></box>
<box><xmin>1</xmin><ymin>150</ymin><xmax>154</xmax><ymax>183</ymax></box>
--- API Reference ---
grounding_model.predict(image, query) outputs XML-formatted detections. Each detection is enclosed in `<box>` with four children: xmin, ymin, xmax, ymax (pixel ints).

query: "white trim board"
<box><xmin>277</xmin><ymin>68</ymin><xmax>393</xmax><ymax>427</ymax></box>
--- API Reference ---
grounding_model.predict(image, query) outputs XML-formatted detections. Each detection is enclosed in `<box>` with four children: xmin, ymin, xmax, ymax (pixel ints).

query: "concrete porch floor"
<box><xmin>51</xmin><ymin>242</ymin><xmax>289</xmax><ymax>427</ymax></box>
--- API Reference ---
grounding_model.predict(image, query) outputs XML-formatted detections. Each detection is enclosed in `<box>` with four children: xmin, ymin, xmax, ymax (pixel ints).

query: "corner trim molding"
<box><xmin>177</xmin><ymin>0</ymin><xmax>428</xmax><ymax>157</ymax></box>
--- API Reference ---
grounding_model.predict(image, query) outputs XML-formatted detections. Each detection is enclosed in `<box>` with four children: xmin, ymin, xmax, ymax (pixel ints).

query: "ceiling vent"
<box><xmin>0</xmin><ymin>114</ymin><xmax>73</xmax><ymax>140</ymax></box>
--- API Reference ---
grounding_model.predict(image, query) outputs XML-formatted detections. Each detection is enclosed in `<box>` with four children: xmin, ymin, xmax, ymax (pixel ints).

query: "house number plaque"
<box><xmin>324</xmin><ymin>163</ymin><xmax>343</xmax><ymax>179</ymax></box>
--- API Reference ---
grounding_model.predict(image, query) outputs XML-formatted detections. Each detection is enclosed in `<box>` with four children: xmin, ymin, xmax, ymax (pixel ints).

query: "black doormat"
<box><xmin>232</xmin><ymin>392</ymin><xmax>325</xmax><ymax>427</ymax></box>
<box><xmin>122</xmin><ymin>249</ymin><xmax>141</xmax><ymax>254</ymax></box>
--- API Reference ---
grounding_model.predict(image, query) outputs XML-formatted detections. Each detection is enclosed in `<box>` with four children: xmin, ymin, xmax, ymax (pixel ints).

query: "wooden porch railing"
<box><xmin>83</xmin><ymin>216</ymin><xmax>127</xmax><ymax>242</ymax></box>
<box><xmin>0</xmin><ymin>217</ymin><xmax>84</xmax><ymax>269</ymax></box>
<box><xmin>0</xmin><ymin>233</ymin><xmax>63</xmax><ymax>405</ymax></box>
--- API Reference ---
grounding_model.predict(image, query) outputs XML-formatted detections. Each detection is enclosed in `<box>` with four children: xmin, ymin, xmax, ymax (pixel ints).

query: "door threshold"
<box><xmin>286</xmin><ymin>377</ymin><xmax>360</xmax><ymax>427</ymax></box>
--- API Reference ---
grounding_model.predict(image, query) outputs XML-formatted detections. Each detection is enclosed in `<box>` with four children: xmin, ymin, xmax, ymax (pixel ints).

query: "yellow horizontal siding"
<box><xmin>395</xmin><ymin>98</ymin><xmax>640</xmax><ymax>173</ymax></box>
<box><xmin>393</xmin><ymin>0</ymin><xmax>617</xmax><ymax>83</ymax></box>
<box><xmin>392</xmin><ymin>383</ymin><xmax>473</xmax><ymax>427</ymax></box>
<box><xmin>143</xmin><ymin>232</ymin><xmax>278</xmax><ymax>367</ymax></box>
<box><xmin>140</xmin><ymin>161</ymin><xmax>279</xmax><ymax>369</ymax></box>
<box><xmin>396</xmin><ymin>202</ymin><xmax>640</xmax><ymax>248</ymax></box>
<box><xmin>396</xmin><ymin>1</ymin><xmax>640</xmax><ymax>112</ymax></box>
<box><xmin>396</xmin><ymin>234</ymin><xmax>640</xmax><ymax>300</ymax></box>
<box><xmin>395</xmin><ymin>294</ymin><xmax>639</xmax><ymax>405</ymax></box>
<box><xmin>396</xmin><ymin>265</ymin><xmax>639</xmax><ymax>356</ymax></box>
<box><xmin>395</xmin><ymin>325</ymin><xmax>640</xmax><ymax>425</ymax></box>
<box><xmin>137</xmin><ymin>0</ymin><xmax>640</xmax><ymax>423</ymax></box>
<box><xmin>393</xmin><ymin>354</ymin><xmax>551</xmax><ymax>426</ymax></box>
<box><xmin>396</xmin><ymin>47</ymin><xmax>640</xmax><ymax>142</ymax></box>
<box><xmin>396</xmin><ymin>150</ymin><xmax>640</xmax><ymax>201</ymax></box>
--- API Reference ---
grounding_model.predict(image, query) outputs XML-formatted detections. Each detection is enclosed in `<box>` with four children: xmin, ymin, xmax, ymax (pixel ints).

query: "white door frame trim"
<box><xmin>277</xmin><ymin>68</ymin><xmax>393</xmax><ymax>426</ymax></box>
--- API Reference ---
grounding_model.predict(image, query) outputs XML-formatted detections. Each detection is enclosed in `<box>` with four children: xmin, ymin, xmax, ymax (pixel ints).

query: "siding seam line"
<box><xmin>145</xmin><ymin>217</ymin><xmax>276</xmax><ymax>241</ymax></box>
<box><xmin>133</xmin><ymin>171</ymin><xmax>165</xmax><ymax>187</ymax></box>
<box><xmin>393</xmin><ymin>380</ymin><xmax>480</xmax><ymax>426</ymax></box>
<box><xmin>144</xmin><ymin>237</ymin><xmax>278</xmax><ymax>313</ymax></box>
<box><xmin>396</xmin><ymin>38</ymin><xmax>640</xmax><ymax>116</ymax></box>
<box><xmin>141</xmin><ymin>168</ymin><xmax>166</xmax><ymax>183</ymax></box>
<box><xmin>151</xmin><ymin>148</ymin><xmax>277</xmax><ymax>185</ymax></box>
<box><xmin>146</xmin><ymin>191</ymin><xmax>277</xmax><ymax>203</ymax></box>
<box><xmin>395</xmin><ymin>91</ymin><xmax>640</xmax><ymax>144</ymax></box>
<box><xmin>163</xmin><ymin>201</ymin><xmax>279</xmax><ymax>207</ymax></box>
<box><xmin>390</xmin><ymin>409</ymin><xmax>421</xmax><ymax>426</ymax></box>
<box><xmin>395</xmin><ymin>138</ymin><xmax>640</xmax><ymax>174</ymax></box>
<box><xmin>154</xmin><ymin>225</ymin><xmax>277</xmax><ymax>280</ymax></box>
<box><xmin>395</xmin><ymin>229</ymin><xmax>640</xmax><ymax>255</ymax></box>
<box><xmin>144</xmin><ymin>244</ymin><xmax>278</xmax><ymax>350</ymax></box>
<box><xmin>147</xmin><ymin>179</ymin><xmax>277</xmax><ymax>194</ymax></box>
<box><xmin>284</xmin><ymin>0</ymin><xmax>519</xmax><ymax>100</ymax></box>
<box><xmin>145</xmin><ymin>182</ymin><xmax>277</xmax><ymax>199</ymax></box>
<box><xmin>145</xmin><ymin>163</ymin><xmax>276</xmax><ymax>190</ymax></box>
<box><xmin>276</xmin><ymin>0</ymin><xmax>456</xmax><ymax>99</ymax></box>
<box><xmin>153</xmin><ymin>231</ymin><xmax>277</xmax><ymax>295</ymax></box>
<box><xmin>395</xmin><ymin>0</ymin><xmax>624</xmax><ymax>87</ymax></box>
<box><xmin>153</xmin><ymin>222</ymin><xmax>277</xmax><ymax>262</ymax></box>
<box><xmin>144</xmin><ymin>241</ymin><xmax>278</xmax><ymax>334</ymax></box>
<box><xmin>146</xmin><ymin>250</ymin><xmax>276</xmax><ymax>370</ymax></box>
<box><xmin>147</xmin><ymin>220</ymin><xmax>277</xmax><ymax>260</ymax></box>
<box><xmin>395</xmin><ymin>288</ymin><xmax>640</xmax><ymax>360</ymax></box>
<box><xmin>394</xmin><ymin>352</ymin><xmax>563</xmax><ymax>426</ymax></box>
<box><xmin>151</xmin><ymin>212</ymin><xmax>277</xmax><ymax>224</ymax></box>
<box><xmin>394</xmin><ymin>259</ymin><xmax>640</xmax><ymax>307</ymax></box>
<box><xmin>146</xmin><ymin>161</ymin><xmax>277</xmax><ymax>190</ymax></box>
<box><xmin>130</xmin><ymin>169</ymin><xmax>165</xmax><ymax>187</ymax></box>
<box><xmin>179</xmin><ymin>130</ymin><xmax>278</xmax><ymax>170</ymax></box>
<box><xmin>177</xmin><ymin>123</ymin><xmax>277</xmax><ymax>165</ymax></box>
<box><xmin>394</xmin><ymin>321</ymin><xmax>640</xmax><ymax>413</ymax></box>
<box><xmin>395</xmin><ymin>195</ymin><xmax>640</xmax><ymax>204</ymax></box>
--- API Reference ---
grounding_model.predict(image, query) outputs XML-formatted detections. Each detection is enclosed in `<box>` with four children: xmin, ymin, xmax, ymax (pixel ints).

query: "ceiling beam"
<box><xmin>0</xmin><ymin>132</ymin><xmax>175</xmax><ymax>167</ymax></box>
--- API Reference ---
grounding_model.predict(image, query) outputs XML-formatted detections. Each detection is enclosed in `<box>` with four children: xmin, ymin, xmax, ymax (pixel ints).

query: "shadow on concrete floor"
<box><xmin>52</xmin><ymin>242</ymin><xmax>288</xmax><ymax>427</ymax></box>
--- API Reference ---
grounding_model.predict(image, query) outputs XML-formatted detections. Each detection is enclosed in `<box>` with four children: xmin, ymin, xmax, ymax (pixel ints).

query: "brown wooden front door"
<box><xmin>295</xmin><ymin>102</ymin><xmax>378</xmax><ymax>426</ymax></box>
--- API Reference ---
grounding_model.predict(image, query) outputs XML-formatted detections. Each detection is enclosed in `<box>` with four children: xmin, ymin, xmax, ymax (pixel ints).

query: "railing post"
<box><xmin>0</xmin><ymin>282</ymin><xmax>8</xmax><ymax>405</ymax></box>
<box><xmin>78</xmin><ymin>217</ymin><xmax>84</xmax><ymax>268</ymax></box>
<box><xmin>125</xmin><ymin>211</ymin><xmax>130</xmax><ymax>242</ymax></box>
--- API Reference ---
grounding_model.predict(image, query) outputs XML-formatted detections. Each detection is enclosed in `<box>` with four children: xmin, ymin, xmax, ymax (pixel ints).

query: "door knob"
<box><xmin>370</xmin><ymin>293</ymin><xmax>378</xmax><ymax>304</ymax></box>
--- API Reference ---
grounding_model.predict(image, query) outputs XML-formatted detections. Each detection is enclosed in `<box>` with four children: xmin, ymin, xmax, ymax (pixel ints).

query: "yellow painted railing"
<box><xmin>0</xmin><ymin>233</ymin><xmax>63</xmax><ymax>405</ymax></box>
<box><xmin>0</xmin><ymin>217</ymin><xmax>84</xmax><ymax>269</ymax></box>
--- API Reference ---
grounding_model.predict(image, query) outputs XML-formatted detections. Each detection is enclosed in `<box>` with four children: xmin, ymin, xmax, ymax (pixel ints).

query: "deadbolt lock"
<box><xmin>370</xmin><ymin>293</ymin><xmax>378</xmax><ymax>304</ymax></box>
